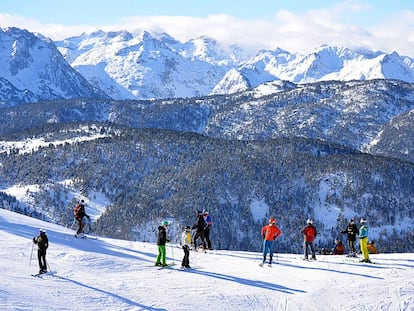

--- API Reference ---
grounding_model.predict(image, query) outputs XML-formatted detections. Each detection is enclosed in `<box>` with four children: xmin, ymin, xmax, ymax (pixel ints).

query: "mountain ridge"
<box><xmin>2</xmin><ymin>27</ymin><xmax>414</xmax><ymax>105</ymax></box>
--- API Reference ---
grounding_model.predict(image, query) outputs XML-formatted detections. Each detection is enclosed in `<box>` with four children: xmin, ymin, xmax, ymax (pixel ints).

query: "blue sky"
<box><xmin>0</xmin><ymin>0</ymin><xmax>413</xmax><ymax>55</ymax></box>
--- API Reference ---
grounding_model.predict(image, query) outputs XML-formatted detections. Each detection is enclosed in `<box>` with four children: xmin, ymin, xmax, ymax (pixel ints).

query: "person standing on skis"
<box><xmin>33</xmin><ymin>229</ymin><xmax>49</xmax><ymax>274</ymax></box>
<box><xmin>359</xmin><ymin>218</ymin><xmax>371</xmax><ymax>263</ymax></box>
<box><xmin>302</xmin><ymin>219</ymin><xmax>317</xmax><ymax>260</ymax></box>
<box><xmin>259</xmin><ymin>217</ymin><xmax>282</xmax><ymax>266</ymax></box>
<box><xmin>181</xmin><ymin>226</ymin><xmax>191</xmax><ymax>269</ymax></box>
<box><xmin>155</xmin><ymin>220</ymin><xmax>171</xmax><ymax>267</ymax></box>
<box><xmin>74</xmin><ymin>199</ymin><xmax>90</xmax><ymax>238</ymax></box>
<box><xmin>341</xmin><ymin>219</ymin><xmax>358</xmax><ymax>256</ymax></box>
<box><xmin>192</xmin><ymin>211</ymin><xmax>207</xmax><ymax>250</ymax></box>
<box><xmin>203</xmin><ymin>211</ymin><xmax>213</xmax><ymax>250</ymax></box>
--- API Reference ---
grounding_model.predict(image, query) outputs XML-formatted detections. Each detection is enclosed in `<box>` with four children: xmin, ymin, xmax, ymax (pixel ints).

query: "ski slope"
<box><xmin>1</xmin><ymin>208</ymin><xmax>413</xmax><ymax>311</ymax></box>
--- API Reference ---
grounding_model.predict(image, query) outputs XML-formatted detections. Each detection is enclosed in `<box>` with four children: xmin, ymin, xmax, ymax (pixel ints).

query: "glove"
<box><xmin>262</xmin><ymin>235</ymin><xmax>265</xmax><ymax>239</ymax></box>
<box><xmin>33</xmin><ymin>237</ymin><xmax>36</xmax><ymax>243</ymax></box>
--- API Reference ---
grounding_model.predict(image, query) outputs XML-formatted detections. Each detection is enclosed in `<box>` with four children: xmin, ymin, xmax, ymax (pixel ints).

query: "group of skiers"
<box><xmin>31</xmin><ymin>199</ymin><xmax>91</xmax><ymax>274</ymax></box>
<box><xmin>31</xmin><ymin>198</ymin><xmax>373</xmax><ymax>274</ymax></box>
<box><xmin>155</xmin><ymin>210</ymin><xmax>213</xmax><ymax>269</ymax></box>
<box><xmin>257</xmin><ymin>216</ymin><xmax>373</xmax><ymax>266</ymax></box>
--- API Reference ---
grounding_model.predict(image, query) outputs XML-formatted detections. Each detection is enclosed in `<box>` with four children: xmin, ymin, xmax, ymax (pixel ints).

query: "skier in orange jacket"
<box><xmin>259</xmin><ymin>217</ymin><xmax>282</xmax><ymax>266</ymax></box>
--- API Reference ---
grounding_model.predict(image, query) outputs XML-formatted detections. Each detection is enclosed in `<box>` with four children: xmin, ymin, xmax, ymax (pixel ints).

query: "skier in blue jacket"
<box><xmin>359</xmin><ymin>218</ymin><xmax>371</xmax><ymax>263</ymax></box>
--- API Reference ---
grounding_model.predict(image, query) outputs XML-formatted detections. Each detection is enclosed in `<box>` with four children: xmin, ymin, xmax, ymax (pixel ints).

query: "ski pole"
<box><xmin>46</xmin><ymin>259</ymin><xmax>53</xmax><ymax>274</ymax></box>
<box><xmin>29</xmin><ymin>242</ymin><xmax>34</xmax><ymax>267</ymax></box>
<box><xmin>255</xmin><ymin>239</ymin><xmax>263</xmax><ymax>261</ymax></box>
<box><xmin>169</xmin><ymin>243</ymin><xmax>175</xmax><ymax>264</ymax></box>
<box><xmin>275</xmin><ymin>240</ymin><xmax>279</xmax><ymax>264</ymax></box>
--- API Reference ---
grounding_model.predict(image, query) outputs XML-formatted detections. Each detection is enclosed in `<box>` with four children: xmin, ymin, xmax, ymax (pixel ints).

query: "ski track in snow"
<box><xmin>1</xmin><ymin>208</ymin><xmax>414</xmax><ymax>311</ymax></box>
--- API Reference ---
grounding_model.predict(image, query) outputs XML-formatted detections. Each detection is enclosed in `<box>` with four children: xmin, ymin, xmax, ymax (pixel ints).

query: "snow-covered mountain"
<box><xmin>56</xmin><ymin>31</ymin><xmax>414</xmax><ymax>99</ymax></box>
<box><xmin>211</xmin><ymin>46</ymin><xmax>414</xmax><ymax>94</ymax></box>
<box><xmin>0</xmin><ymin>27</ymin><xmax>109</xmax><ymax>106</ymax></box>
<box><xmin>56</xmin><ymin>30</ymin><xmax>239</xmax><ymax>100</ymax></box>
<box><xmin>2</xmin><ymin>208</ymin><xmax>414</xmax><ymax>311</ymax></box>
<box><xmin>2</xmin><ymin>27</ymin><xmax>414</xmax><ymax>104</ymax></box>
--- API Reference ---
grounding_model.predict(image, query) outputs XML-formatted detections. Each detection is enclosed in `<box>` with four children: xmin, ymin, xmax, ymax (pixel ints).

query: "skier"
<box><xmin>203</xmin><ymin>211</ymin><xmax>213</xmax><ymax>250</ymax></box>
<box><xmin>155</xmin><ymin>220</ymin><xmax>171</xmax><ymax>267</ymax></box>
<box><xmin>332</xmin><ymin>238</ymin><xmax>345</xmax><ymax>255</ymax></box>
<box><xmin>180</xmin><ymin>226</ymin><xmax>191</xmax><ymax>269</ymax></box>
<box><xmin>367</xmin><ymin>240</ymin><xmax>377</xmax><ymax>254</ymax></box>
<box><xmin>74</xmin><ymin>199</ymin><xmax>90</xmax><ymax>238</ymax></box>
<box><xmin>192</xmin><ymin>211</ymin><xmax>206</xmax><ymax>250</ymax></box>
<box><xmin>341</xmin><ymin>219</ymin><xmax>358</xmax><ymax>256</ymax></box>
<box><xmin>259</xmin><ymin>217</ymin><xmax>282</xmax><ymax>266</ymax></box>
<box><xmin>33</xmin><ymin>229</ymin><xmax>49</xmax><ymax>274</ymax></box>
<box><xmin>359</xmin><ymin>218</ymin><xmax>371</xmax><ymax>263</ymax></box>
<box><xmin>302</xmin><ymin>219</ymin><xmax>317</xmax><ymax>260</ymax></box>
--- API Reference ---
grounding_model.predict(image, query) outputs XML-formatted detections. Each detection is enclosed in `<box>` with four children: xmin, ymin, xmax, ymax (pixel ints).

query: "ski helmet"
<box><xmin>307</xmin><ymin>219</ymin><xmax>313</xmax><ymax>224</ymax></box>
<box><xmin>39</xmin><ymin>228</ymin><xmax>46</xmax><ymax>233</ymax></box>
<box><xmin>360</xmin><ymin>218</ymin><xmax>366</xmax><ymax>223</ymax></box>
<box><xmin>269</xmin><ymin>218</ymin><xmax>276</xmax><ymax>224</ymax></box>
<box><xmin>185</xmin><ymin>226</ymin><xmax>191</xmax><ymax>231</ymax></box>
<box><xmin>162</xmin><ymin>220</ymin><xmax>169</xmax><ymax>226</ymax></box>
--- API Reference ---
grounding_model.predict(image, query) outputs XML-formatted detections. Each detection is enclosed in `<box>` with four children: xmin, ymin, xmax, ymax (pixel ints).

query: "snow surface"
<box><xmin>1</xmin><ymin>208</ymin><xmax>413</xmax><ymax>311</ymax></box>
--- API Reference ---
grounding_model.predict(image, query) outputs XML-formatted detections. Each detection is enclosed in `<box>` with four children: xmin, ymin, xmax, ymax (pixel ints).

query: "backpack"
<box><xmin>74</xmin><ymin>204</ymin><xmax>82</xmax><ymax>218</ymax></box>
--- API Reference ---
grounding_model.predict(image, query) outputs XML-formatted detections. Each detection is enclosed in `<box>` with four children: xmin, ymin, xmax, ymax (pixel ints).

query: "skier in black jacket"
<box><xmin>33</xmin><ymin>229</ymin><xmax>49</xmax><ymax>274</ymax></box>
<box><xmin>341</xmin><ymin>219</ymin><xmax>358</xmax><ymax>256</ymax></box>
<box><xmin>192</xmin><ymin>211</ymin><xmax>206</xmax><ymax>250</ymax></box>
<box><xmin>155</xmin><ymin>221</ymin><xmax>170</xmax><ymax>267</ymax></box>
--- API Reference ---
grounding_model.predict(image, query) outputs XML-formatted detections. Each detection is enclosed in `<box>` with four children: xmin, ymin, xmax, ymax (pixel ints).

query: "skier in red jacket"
<box><xmin>302</xmin><ymin>219</ymin><xmax>317</xmax><ymax>260</ymax></box>
<box><xmin>259</xmin><ymin>217</ymin><xmax>282</xmax><ymax>266</ymax></box>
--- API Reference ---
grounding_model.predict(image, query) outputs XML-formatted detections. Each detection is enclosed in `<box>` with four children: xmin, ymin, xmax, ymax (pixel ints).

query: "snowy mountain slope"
<box><xmin>56</xmin><ymin>29</ymin><xmax>414</xmax><ymax>99</ymax></box>
<box><xmin>212</xmin><ymin>46</ymin><xmax>414</xmax><ymax>95</ymax></box>
<box><xmin>56</xmin><ymin>30</ymin><xmax>237</xmax><ymax>100</ymax></box>
<box><xmin>1</xmin><ymin>208</ymin><xmax>414</xmax><ymax>311</ymax></box>
<box><xmin>367</xmin><ymin>109</ymin><xmax>414</xmax><ymax>163</ymax></box>
<box><xmin>2</xmin><ymin>27</ymin><xmax>414</xmax><ymax>103</ymax></box>
<box><xmin>0</xmin><ymin>27</ymin><xmax>109</xmax><ymax>106</ymax></box>
<box><xmin>0</xmin><ymin>79</ymin><xmax>413</xmax><ymax>163</ymax></box>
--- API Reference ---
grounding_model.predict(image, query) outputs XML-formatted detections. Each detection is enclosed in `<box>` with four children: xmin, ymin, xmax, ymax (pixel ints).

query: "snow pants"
<box><xmin>37</xmin><ymin>248</ymin><xmax>47</xmax><ymax>271</ymax></box>
<box><xmin>360</xmin><ymin>237</ymin><xmax>369</xmax><ymax>260</ymax></box>
<box><xmin>182</xmin><ymin>245</ymin><xmax>190</xmax><ymax>268</ymax></box>
<box><xmin>262</xmin><ymin>240</ymin><xmax>275</xmax><ymax>264</ymax></box>
<box><xmin>304</xmin><ymin>241</ymin><xmax>315</xmax><ymax>258</ymax></box>
<box><xmin>347</xmin><ymin>239</ymin><xmax>356</xmax><ymax>253</ymax></box>
<box><xmin>156</xmin><ymin>245</ymin><xmax>167</xmax><ymax>265</ymax></box>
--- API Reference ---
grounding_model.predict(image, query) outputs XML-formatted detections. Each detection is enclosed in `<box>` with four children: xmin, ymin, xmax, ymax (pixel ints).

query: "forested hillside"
<box><xmin>1</xmin><ymin>123</ymin><xmax>413</xmax><ymax>252</ymax></box>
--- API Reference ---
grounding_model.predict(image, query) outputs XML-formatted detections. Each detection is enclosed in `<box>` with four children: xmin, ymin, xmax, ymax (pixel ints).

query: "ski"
<box><xmin>31</xmin><ymin>271</ymin><xmax>52</xmax><ymax>277</ymax></box>
<box><xmin>31</xmin><ymin>273</ymin><xmax>43</xmax><ymax>278</ymax></box>
<box><xmin>343</xmin><ymin>258</ymin><xmax>377</xmax><ymax>264</ymax></box>
<box><xmin>74</xmin><ymin>234</ymin><xmax>97</xmax><ymax>240</ymax></box>
<box><xmin>154</xmin><ymin>263</ymin><xmax>176</xmax><ymax>270</ymax></box>
<box><xmin>179</xmin><ymin>266</ymin><xmax>201</xmax><ymax>271</ymax></box>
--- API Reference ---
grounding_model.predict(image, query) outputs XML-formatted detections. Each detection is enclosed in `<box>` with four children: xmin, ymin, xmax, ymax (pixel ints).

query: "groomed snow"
<box><xmin>1</xmin><ymin>208</ymin><xmax>413</xmax><ymax>311</ymax></box>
